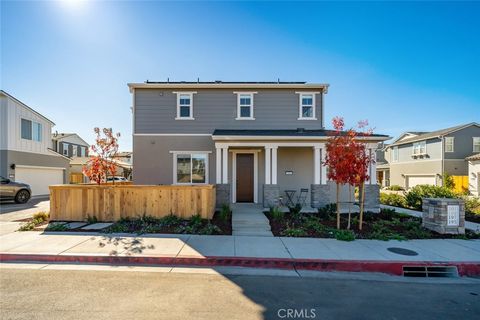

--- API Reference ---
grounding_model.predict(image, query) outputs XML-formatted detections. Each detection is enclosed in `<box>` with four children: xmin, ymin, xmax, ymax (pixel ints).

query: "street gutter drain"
<box><xmin>402</xmin><ymin>266</ymin><xmax>459</xmax><ymax>278</ymax></box>
<box><xmin>387</xmin><ymin>247</ymin><xmax>418</xmax><ymax>256</ymax></box>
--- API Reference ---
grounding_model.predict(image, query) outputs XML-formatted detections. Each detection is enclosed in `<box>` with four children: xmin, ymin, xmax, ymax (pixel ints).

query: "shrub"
<box><xmin>318</xmin><ymin>203</ymin><xmax>336</xmax><ymax>220</ymax></box>
<box><xmin>219</xmin><ymin>204</ymin><xmax>231</xmax><ymax>221</ymax></box>
<box><xmin>304</xmin><ymin>217</ymin><xmax>327</xmax><ymax>234</ymax></box>
<box><xmin>45</xmin><ymin>223</ymin><xmax>69</xmax><ymax>231</ymax></box>
<box><xmin>283</xmin><ymin>227</ymin><xmax>307</xmax><ymax>237</ymax></box>
<box><xmin>387</xmin><ymin>185</ymin><xmax>404</xmax><ymax>191</ymax></box>
<box><xmin>86</xmin><ymin>215</ymin><xmax>98</xmax><ymax>224</ymax></box>
<box><xmin>443</xmin><ymin>172</ymin><xmax>455</xmax><ymax>190</ymax></box>
<box><xmin>404</xmin><ymin>185</ymin><xmax>458</xmax><ymax>210</ymax></box>
<box><xmin>269</xmin><ymin>206</ymin><xmax>285</xmax><ymax>221</ymax></box>
<box><xmin>464</xmin><ymin>197</ymin><xmax>480</xmax><ymax>215</ymax></box>
<box><xmin>334</xmin><ymin>229</ymin><xmax>355</xmax><ymax>241</ymax></box>
<box><xmin>379</xmin><ymin>193</ymin><xmax>407</xmax><ymax>208</ymax></box>
<box><xmin>159</xmin><ymin>214</ymin><xmax>182</xmax><ymax>227</ymax></box>
<box><xmin>199</xmin><ymin>223</ymin><xmax>221</xmax><ymax>235</ymax></box>
<box><xmin>33</xmin><ymin>211</ymin><xmax>49</xmax><ymax>221</ymax></box>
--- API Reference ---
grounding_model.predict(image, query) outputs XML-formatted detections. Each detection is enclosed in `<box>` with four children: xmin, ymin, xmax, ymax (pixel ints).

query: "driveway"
<box><xmin>0</xmin><ymin>196</ymin><xmax>50</xmax><ymax>235</ymax></box>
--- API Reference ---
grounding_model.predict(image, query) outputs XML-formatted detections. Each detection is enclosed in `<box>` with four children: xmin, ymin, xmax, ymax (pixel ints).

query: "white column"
<box><xmin>370</xmin><ymin>148</ymin><xmax>377</xmax><ymax>185</ymax></box>
<box><xmin>271</xmin><ymin>146</ymin><xmax>278</xmax><ymax>184</ymax></box>
<box><xmin>320</xmin><ymin>146</ymin><xmax>327</xmax><ymax>185</ymax></box>
<box><xmin>366</xmin><ymin>148</ymin><xmax>372</xmax><ymax>184</ymax></box>
<box><xmin>313</xmin><ymin>146</ymin><xmax>321</xmax><ymax>184</ymax></box>
<box><xmin>265</xmin><ymin>147</ymin><xmax>271</xmax><ymax>184</ymax></box>
<box><xmin>215</xmin><ymin>147</ymin><xmax>222</xmax><ymax>184</ymax></box>
<box><xmin>222</xmin><ymin>147</ymin><xmax>228</xmax><ymax>184</ymax></box>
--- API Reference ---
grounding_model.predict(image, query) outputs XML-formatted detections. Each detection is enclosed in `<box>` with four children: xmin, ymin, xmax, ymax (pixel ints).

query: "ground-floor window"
<box><xmin>174</xmin><ymin>153</ymin><xmax>208</xmax><ymax>184</ymax></box>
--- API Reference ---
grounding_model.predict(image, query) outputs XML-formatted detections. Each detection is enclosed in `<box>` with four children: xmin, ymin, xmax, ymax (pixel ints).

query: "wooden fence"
<box><xmin>49</xmin><ymin>184</ymin><xmax>216</xmax><ymax>221</ymax></box>
<box><xmin>452</xmin><ymin>175</ymin><xmax>469</xmax><ymax>193</ymax></box>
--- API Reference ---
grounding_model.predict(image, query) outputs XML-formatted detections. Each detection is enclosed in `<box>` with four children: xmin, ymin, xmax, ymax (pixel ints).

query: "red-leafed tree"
<box><xmin>82</xmin><ymin>128</ymin><xmax>120</xmax><ymax>185</ymax></box>
<box><xmin>324</xmin><ymin>117</ymin><xmax>374</xmax><ymax>230</ymax></box>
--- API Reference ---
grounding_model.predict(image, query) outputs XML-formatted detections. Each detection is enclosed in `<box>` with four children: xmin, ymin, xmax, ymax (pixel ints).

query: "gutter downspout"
<box><xmin>440</xmin><ymin>136</ymin><xmax>444</xmax><ymax>186</ymax></box>
<box><xmin>321</xmin><ymin>90</ymin><xmax>325</xmax><ymax>129</ymax></box>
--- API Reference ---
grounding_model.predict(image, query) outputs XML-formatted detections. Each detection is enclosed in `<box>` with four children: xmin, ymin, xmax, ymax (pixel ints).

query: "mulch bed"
<box><xmin>266</xmin><ymin>209</ymin><xmax>479</xmax><ymax>240</ymax></box>
<box><xmin>466</xmin><ymin>212</ymin><xmax>480</xmax><ymax>224</ymax></box>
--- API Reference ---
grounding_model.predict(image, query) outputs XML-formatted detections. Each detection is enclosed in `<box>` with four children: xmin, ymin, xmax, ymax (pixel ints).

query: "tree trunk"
<box><xmin>347</xmin><ymin>184</ymin><xmax>352</xmax><ymax>229</ymax></box>
<box><xmin>359</xmin><ymin>182</ymin><xmax>365</xmax><ymax>230</ymax></box>
<box><xmin>336</xmin><ymin>183</ymin><xmax>340</xmax><ymax>229</ymax></box>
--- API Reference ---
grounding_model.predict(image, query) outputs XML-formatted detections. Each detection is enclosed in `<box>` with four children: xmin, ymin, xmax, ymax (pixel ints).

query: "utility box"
<box><xmin>422</xmin><ymin>198</ymin><xmax>465</xmax><ymax>234</ymax></box>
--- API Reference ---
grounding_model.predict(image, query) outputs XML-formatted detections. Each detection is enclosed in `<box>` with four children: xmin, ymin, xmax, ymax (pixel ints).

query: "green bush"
<box><xmin>33</xmin><ymin>211</ymin><xmax>49</xmax><ymax>221</ymax></box>
<box><xmin>443</xmin><ymin>172</ymin><xmax>455</xmax><ymax>190</ymax></box>
<box><xmin>464</xmin><ymin>197</ymin><xmax>480</xmax><ymax>215</ymax></box>
<box><xmin>269</xmin><ymin>206</ymin><xmax>285</xmax><ymax>221</ymax></box>
<box><xmin>387</xmin><ymin>185</ymin><xmax>404</xmax><ymax>191</ymax></box>
<box><xmin>219</xmin><ymin>204</ymin><xmax>231</xmax><ymax>221</ymax></box>
<box><xmin>283</xmin><ymin>227</ymin><xmax>307</xmax><ymax>237</ymax></box>
<box><xmin>404</xmin><ymin>185</ymin><xmax>458</xmax><ymax>210</ymax></box>
<box><xmin>380</xmin><ymin>193</ymin><xmax>407</xmax><ymax>208</ymax></box>
<box><xmin>318</xmin><ymin>203</ymin><xmax>336</xmax><ymax>220</ymax></box>
<box><xmin>334</xmin><ymin>229</ymin><xmax>355</xmax><ymax>241</ymax></box>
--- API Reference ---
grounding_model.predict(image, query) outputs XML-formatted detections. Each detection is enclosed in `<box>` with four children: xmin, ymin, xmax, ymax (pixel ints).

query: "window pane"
<box><xmin>21</xmin><ymin>119</ymin><xmax>32</xmax><ymax>140</ymax></box>
<box><xmin>32</xmin><ymin>122</ymin><xmax>42</xmax><ymax>141</ymax></box>
<box><xmin>180</xmin><ymin>106</ymin><xmax>190</xmax><ymax>117</ymax></box>
<box><xmin>302</xmin><ymin>106</ymin><xmax>313</xmax><ymax>118</ymax></box>
<box><xmin>302</xmin><ymin>96</ymin><xmax>313</xmax><ymax>105</ymax></box>
<box><xmin>192</xmin><ymin>154</ymin><xmax>206</xmax><ymax>183</ymax></box>
<box><xmin>240</xmin><ymin>97</ymin><xmax>251</xmax><ymax>105</ymax></box>
<box><xmin>177</xmin><ymin>155</ymin><xmax>191</xmax><ymax>183</ymax></box>
<box><xmin>240</xmin><ymin>106</ymin><xmax>251</xmax><ymax>118</ymax></box>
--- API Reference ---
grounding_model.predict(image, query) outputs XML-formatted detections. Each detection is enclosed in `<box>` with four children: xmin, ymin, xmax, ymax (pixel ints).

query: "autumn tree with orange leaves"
<box><xmin>324</xmin><ymin>117</ymin><xmax>374</xmax><ymax>230</ymax></box>
<box><xmin>82</xmin><ymin>128</ymin><xmax>120</xmax><ymax>185</ymax></box>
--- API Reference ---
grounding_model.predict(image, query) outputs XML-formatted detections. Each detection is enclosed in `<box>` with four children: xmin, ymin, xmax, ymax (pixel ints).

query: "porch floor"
<box><xmin>231</xmin><ymin>203</ymin><xmax>273</xmax><ymax>237</ymax></box>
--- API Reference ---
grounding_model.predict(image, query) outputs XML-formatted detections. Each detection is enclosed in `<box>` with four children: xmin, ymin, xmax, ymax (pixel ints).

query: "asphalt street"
<box><xmin>1</xmin><ymin>268</ymin><xmax>479</xmax><ymax>320</ymax></box>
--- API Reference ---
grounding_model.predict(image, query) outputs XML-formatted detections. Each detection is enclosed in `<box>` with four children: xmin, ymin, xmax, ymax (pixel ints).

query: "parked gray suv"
<box><xmin>0</xmin><ymin>176</ymin><xmax>31</xmax><ymax>203</ymax></box>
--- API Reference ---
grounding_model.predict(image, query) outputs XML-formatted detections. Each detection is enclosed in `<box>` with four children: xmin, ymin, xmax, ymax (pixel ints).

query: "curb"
<box><xmin>1</xmin><ymin>253</ymin><xmax>480</xmax><ymax>276</ymax></box>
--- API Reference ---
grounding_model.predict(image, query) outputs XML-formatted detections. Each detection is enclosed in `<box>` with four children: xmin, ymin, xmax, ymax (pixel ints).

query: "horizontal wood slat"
<box><xmin>49</xmin><ymin>184</ymin><xmax>216</xmax><ymax>222</ymax></box>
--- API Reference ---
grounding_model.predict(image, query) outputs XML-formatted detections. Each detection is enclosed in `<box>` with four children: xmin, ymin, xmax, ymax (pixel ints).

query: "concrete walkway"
<box><xmin>231</xmin><ymin>203</ymin><xmax>273</xmax><ymax>237</ymax></box>
<box><xmin>380</xmin><ymin>204</ymin><xmax>480</xmax><ymax>233</ymax></box>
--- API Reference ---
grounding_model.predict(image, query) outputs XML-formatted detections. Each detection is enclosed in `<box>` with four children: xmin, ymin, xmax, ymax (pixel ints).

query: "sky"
<box><xmin>1</xmin><ymin>0</ymin><xmax>479</xmax><ymax>150</ymax></box>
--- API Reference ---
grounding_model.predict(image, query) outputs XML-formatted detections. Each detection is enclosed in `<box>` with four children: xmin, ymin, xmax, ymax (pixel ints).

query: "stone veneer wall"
<box><xmin>422</xmin><ymin>198</ymin><xmax>465</xmax><ymax>234</ymax></box>
<box><xmin>216</xmin><ymin>184</ymin><xmax>231</xmax><ymax>207</ymax></box>
<box><xmin>263</xmin><ymin>184</ymin><xmax>280</xmax><ymax>207</ymax></box>
<box><xmin>310</xmin><ymin>184</ymin><xmax>331</xmax><ymax>208</ymax></box>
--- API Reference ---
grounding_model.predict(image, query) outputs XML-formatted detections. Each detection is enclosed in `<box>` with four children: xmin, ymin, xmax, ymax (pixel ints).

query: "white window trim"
<box><xmin>234</xmin><ymin>92</ymin><xmax>256</xmax><ymax>120</ymax></box>
<box><xmin>473</xmin><ymin>137</ymin><xmax>480</xmax><ymax>153</ymax></box>
<box><xmin>412</xmin><ymin>141</ymin><xmax>427</xmax><ymax>156</ymax></box>
<box><xmin>172</xmin><ymin>151</ymin><xmax>210</xmax><ymax>184</ymax></box>
<box><xmin>392</xmin><ymin>146</ymin><xmax>399</xmax><ymax>162</ymax></box>
<box><xmin>174</xmin><ymin>92</ymin><xmax>196</xmax><ymax>120</ymax></box>
<box><xmin>296</xmin><ymin>92</ymin><xmax>319</xmax><ymax>120</ymax></box>
<box><xmin>20</xmin><ymin>118</ymin><xmax>42</xmax><ymax>142</ymax></box>
<box><xmin>445</xmin><ymin>137</ymin><xmax>454</xmax><ymax>153</ymax></box>
<box><xmin>62</xmin><ymin>143</ymin><xmax>69</xmax><ymax>156</ymax></box>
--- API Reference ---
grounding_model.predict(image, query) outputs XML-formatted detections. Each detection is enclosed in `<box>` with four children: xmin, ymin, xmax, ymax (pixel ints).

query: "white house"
<box><xmin>466</xmin><ymin>154</ymin><xmax>480</xmax><ymax>196</ymax></box>
<box><xmin>0</xmin><ymin>90</ymin><xmax>70</xmax><ymax>196</ymax></box>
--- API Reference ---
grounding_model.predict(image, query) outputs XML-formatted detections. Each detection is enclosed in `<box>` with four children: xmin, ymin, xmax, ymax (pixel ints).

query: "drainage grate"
<box><xmin>387</xmin><ymin>247</ymin><xmax>418</xmax><ymax>256</ymax></box>
<box><xmin>403</xmin><ymin>266</ymin><xmax>459</xmax><ymax>278</ymax></box>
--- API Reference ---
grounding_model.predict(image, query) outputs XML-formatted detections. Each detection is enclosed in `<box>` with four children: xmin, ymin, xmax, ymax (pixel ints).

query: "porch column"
<box><xmin>271</xmin><ymin>146</ymin><xmax>278</xmax><ymax>184</ymax></box>
<box><xmin>222</xmin><ymin>147</ymin><xmax>228</xmax><ymax>184</ymax></box>
<box><xmin>313</xmin><ymin>145</ymin><xmax>321</xmax><ymax>184</ymax></box>
<box><xmin>370</xmin><ymin>148</ymin><xmax>377</xmax><ymax>185</ymax></box>
<box><xmin>320</xmin><ymin>145</ymin><xmax>327</xmax><ymax>185</ymax></box>
<box><xmin>216</xmin><ymin>147</ymin><xmax>222</xmax><ymax>184</ymax></box>
<box><xmin>265</xmin><ymin>147</ymin><xmax>271</xmax><ymax>184</ymax></box>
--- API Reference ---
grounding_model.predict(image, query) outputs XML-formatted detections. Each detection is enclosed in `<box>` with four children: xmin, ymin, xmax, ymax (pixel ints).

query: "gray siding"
<box><xmin>394</xmin><ymin>138</ymin><xmax>442</xmax><ymax>162</ymax></box>
<box><xmin>134</xmin><ymin>89</ymin><xmax>323</xmax><ymax>134</ymax></box>
<box><xmin>444</xmin><ymin>125</ymin><xmax>480</xmax><ymax>159</ymax></box>
<box><xmin>58</xmin><ymin>142</ymin><xmax>87</xmax><ymax>158</ymax></box>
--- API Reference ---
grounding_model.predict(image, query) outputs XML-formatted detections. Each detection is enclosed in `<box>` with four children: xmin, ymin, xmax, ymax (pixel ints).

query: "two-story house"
<box><xmin>377</xmin><ymin>123</ymin><xmax>480</xmax><ymax>189</ymax></box>
<box><xmin>129</xmin><ymin>81</ymin><xmax>389</xmax><ymax>210</ymax></box>
<box><xmin>51</xmin><ymin>132</ymin><xmax>89</xmax><ymax>158</ymax></box>
<box><xmin>0</xmin><ymin>90</ymin><xmax>70</xmax><ymax>196</ymax></box>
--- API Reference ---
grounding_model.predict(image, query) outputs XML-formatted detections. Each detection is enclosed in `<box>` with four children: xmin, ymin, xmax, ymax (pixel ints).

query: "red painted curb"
<box><xmin>1</xmin><ymin>253</ymin><xmax>479</xmax><ymax>276</ymax></box>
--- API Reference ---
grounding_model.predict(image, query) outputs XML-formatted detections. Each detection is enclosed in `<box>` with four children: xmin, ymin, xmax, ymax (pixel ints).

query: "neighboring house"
<box><xmin>128</xmin><ymin>81</ymin><xmax>389</xmax><ymax>210</ymax></box>
<box><xmin>113</xmin><ymin>151</ymin><xmax>133</xmax><ymax>164</ymax></box>
<box><xmin>376</xmin><ymin>142</ymin><xmax>390</xmax><ymax>187</ymax></box>
<box><xmin>0</xmin><ymin>90</ymin><xmax>70</xmax><ymax>196</ymax></box>
<box><xmin>466</xmin><ymin>154</ymin><xmax>480</xmax><ymax>196</ymax></box>
<box><xmin>377</xmin><ymin>123</ymin><xmax>480</xmax><ymax>189</ymax></box>
<box><xmin>69</xmin><ymin>157</ymin><xmax>132</xmax><ymax>183</ymax></box>
<box><xmin>51</xmin><ymin>132</ymin><xmax>89</xmax><ymax>158</ymax></box>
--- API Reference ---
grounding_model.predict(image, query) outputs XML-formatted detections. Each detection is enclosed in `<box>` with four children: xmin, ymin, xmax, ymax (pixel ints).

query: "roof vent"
<box><xmin>215</xmin><ymin>80</ymin><xmax>222</xmax><ymax>83</ymax></box>
<box><xmin>297</xmin><ymin>128</ymin><xmax>305</xmax><ymax>133</ymax></box>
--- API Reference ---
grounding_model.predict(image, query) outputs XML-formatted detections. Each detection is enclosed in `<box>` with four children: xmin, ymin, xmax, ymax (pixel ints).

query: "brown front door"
<box><xmin>236</xmin><ymin>154</ymin><xmax>254</xmax><ymax>202</ymax></box>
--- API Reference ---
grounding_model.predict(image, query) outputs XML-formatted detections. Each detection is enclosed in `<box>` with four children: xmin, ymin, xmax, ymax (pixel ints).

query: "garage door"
<box><xmin>407</xmin><ymin>176</ymin><xmax>436</xmax><ymax>189</ymax></box>
<box><xmin>15</xmin><ymin>166</ymin><xmax>64</xmax><ymax>196</ymax></box>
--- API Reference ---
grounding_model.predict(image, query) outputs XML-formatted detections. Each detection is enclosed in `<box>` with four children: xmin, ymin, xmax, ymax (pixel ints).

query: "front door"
<box><xmin>236</xmin><ymin>154</ymin><xmax>254</xmax><ymax>202</ymax></box>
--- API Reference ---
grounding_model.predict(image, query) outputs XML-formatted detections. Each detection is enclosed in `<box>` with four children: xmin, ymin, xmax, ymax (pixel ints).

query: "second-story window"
<box><xmin>413</xmin><ymin>141</ymin><xmax>426</xmax><ymax>155</ymax></box>
<box><xmin>392</xmin><ymin>146</ymin><xmax>399</xmax><ymax>162</ymax></box>
<box><xmin>72</xmin><ymin>146</ymin><xmax>77</xmax><ymax>157</ymax></box>
<box><xmin>474</xmin><ymin>137</ymin><xmax>480</xmax><ymax>153</ymax></box>
<box><xmin>297</xmin><ymin>92</ymin><xmax>318</xmax><ymax>120</ymax></box>
<box><xmin>235</xmin><ymin>92</ymin><xmax>255</xmax><ymax>120</ymax></box>
<box><xmin>21</xmin><ymin>119</ymin><xmax>42</xmax><ymax>142</ymax></box>
<box><xmin>445</xmin><ymin>137</ymin><xmax>454</xmax><ymax>152</ymax></box>
<box><xmin>81</xmin><ymin>146</ymin><xmax>86</xmax><ymax>157</ymax></box>
<box><xmin>175</xmin><ymin>92</ymin><xmax>195</xmax><ymax>120</ymax></box>
<box><xmin>63</xmin><ymin>143</ymin><xmax>69</xmax><ymax>156</ymax></box>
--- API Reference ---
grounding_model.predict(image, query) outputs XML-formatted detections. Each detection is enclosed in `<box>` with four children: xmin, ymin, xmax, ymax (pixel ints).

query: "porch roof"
<box><xmin>212</xmin><ymin>129</ymin><xmax>390</xmax><ymax>141</ymax></box>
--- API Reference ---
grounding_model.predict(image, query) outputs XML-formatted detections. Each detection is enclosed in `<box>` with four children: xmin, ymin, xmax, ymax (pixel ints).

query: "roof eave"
<box><xmin>212</xmin><ymin>135</ymin><xmax>391</xmax><ymax>142</ymax></box>
<box><xmin>127</xmin><ymin>83</ymin><xmax>329</xmax><ymax>92</ymax></box>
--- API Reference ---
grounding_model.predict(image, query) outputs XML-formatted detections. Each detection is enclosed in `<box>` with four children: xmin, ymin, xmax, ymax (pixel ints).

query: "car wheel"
<box><xmin>15</xmin><ymin>189</ymin><xmax>30</xmax><ymax>204</ymax></box>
